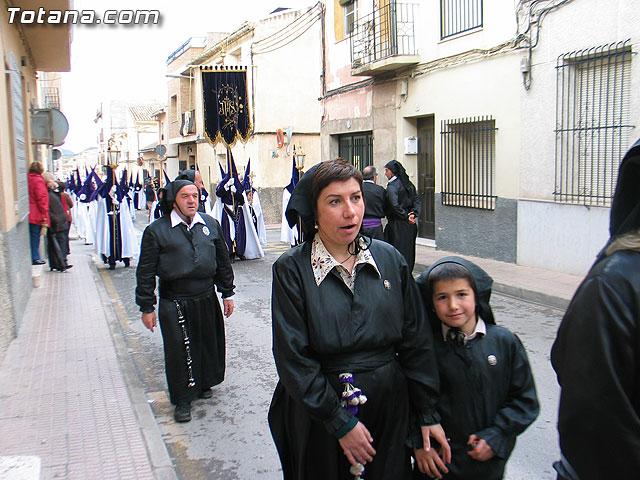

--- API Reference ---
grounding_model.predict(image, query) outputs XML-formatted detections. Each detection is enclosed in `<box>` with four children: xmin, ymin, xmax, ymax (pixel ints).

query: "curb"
<box><xmin>91</xmin><ymin>255</ymin><xmax>178</xmax><ymax>480</ymax></box>
<box><xmin>413</xmin><ymin>263</ymin><xmax>570</xmax><ymax>311</ymax></box>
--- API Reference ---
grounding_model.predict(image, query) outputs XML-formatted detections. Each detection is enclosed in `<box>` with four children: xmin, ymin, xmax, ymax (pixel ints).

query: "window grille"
<box><xmin>43</xmin><ymin>87</ymin><xmax>60</xmax><ymax>109</ymax></box>
<box><xmin>440</xmin><ymin>116</ymin><xmax>496</xmax><ymax>210</ymax></box>
<box><xmin>554</xmin><ymin>40</ymin><xmax>633</xmax><ymax>207</ymax></box>
<box><xmin>440</xmin><ymin>0</ymin><xmax>482</xmax><ymax>39</ymax></box>
<box><xmin>338</xmin><ymin>132</ymin><xmax>373</xmax><ymax>172</ymax></box>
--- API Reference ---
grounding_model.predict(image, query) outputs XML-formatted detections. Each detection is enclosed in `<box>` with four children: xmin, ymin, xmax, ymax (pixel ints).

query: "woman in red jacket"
<box><xmin>27</xmin><ymin>162</ymin><xmax>49</xmax><ymax>265</ymax></box>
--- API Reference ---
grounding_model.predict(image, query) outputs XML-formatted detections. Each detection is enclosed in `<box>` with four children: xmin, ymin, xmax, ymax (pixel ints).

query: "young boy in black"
<box><xmin>412</xmin><ymin>257</ymin><xmax>539</xmax><ymax>479</ymax></box>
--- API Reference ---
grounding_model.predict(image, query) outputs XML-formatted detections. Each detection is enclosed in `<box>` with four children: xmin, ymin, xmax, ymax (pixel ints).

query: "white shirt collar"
<box><xmin>387</xmin><ymin>175</ymin><xmax>397</xmax><ymax>183</ymax></box>
<box><xmin>170</xmin><ymin>209</ymin><xmax>206</xmax><ymax>230</ymax></box>
<box><xmin>363</xmin><ymin>179</ymin><xmax>375</xmax><ymax>184</ymax></box>
<box><xmin>442</xmin><ymin>317</ymin><xmax>486</xmax><ymax>344</ymax></box>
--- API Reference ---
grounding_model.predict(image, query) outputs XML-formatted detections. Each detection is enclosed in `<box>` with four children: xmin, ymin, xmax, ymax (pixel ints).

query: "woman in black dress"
<box><xmin>269</xmin><ymin>159</ymin><xmax>449</xmax><ymax>479</ymax></box>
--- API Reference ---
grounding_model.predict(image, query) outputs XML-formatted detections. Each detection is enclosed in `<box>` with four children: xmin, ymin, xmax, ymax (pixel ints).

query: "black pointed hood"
<box><xmin>416</xmin><ymin>256</ymin><xmax>496</xmax><ymax>330</ymax></box>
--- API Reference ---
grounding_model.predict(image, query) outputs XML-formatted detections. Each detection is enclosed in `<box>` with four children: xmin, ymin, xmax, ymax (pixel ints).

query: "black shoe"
<box><xmin>174</xmin><ymin>403</ymin><xmax>191</xmax><ymax>422</ymax></box>
<box><xmin>123</xmin><ymin>258</ymin><xmax>130</xmax><ymax>267</ymax></box>
<box><xmin>63</xmin><ymin>264</ymin><xmax>73</xmax><ymax>270</ymax></box>
<box><xmin>199</xmin><ymin>388</ymin><xmax>213</xmax><ymax>399</ymax></box>
<box><xmin>109</xmin><ymin>264</ymin><xmax>116</xmax><ymax>270</ymax></box>
<box><xmin>32</xmin><ymin>260</ymin><xmax>45</xmax><ymax>265</ymax></box>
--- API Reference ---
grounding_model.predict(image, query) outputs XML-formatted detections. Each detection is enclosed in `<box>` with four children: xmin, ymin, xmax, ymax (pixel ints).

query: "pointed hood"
<box><xmin>242</xmin><ymin>159</ymin><xmax>254</xmax><ymax>192</ymax></box>
<box><xmin>73</xmin><ymin>168</ymin><xmax>83</xmax><ymax>195</ymax></box>
<box><xmin>284</xmin><ymin>156</ymin><xmax>300</xmax><ymax>194</ymax></box>
<box><xmin>415</xmin><ymin>256</ymin><xmax>496</xmax><ymax>330</ymax></box>
<box><xmin>120</xmin><ymin>169</ymin><xmax>129</xmax><ymax>195</ymax></box>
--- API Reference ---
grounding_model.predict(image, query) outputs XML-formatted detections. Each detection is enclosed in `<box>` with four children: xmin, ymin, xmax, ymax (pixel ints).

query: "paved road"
<box><xmin>100</xmin><ymin>211</ymin><xmax>563</xmax><ymax>479</ymax></box>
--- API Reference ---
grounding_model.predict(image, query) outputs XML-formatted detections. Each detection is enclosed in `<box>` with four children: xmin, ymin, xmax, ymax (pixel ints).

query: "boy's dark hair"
<box><xmin>427</xmin><ymin>262</ymin><xmax>478</xmax><ymax>301</ymax></box>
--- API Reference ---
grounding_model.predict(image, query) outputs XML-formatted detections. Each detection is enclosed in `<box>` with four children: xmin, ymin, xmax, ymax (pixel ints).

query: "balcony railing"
<box><xmin>350</xmin><ymin>3</ymin><xmax>417</xmax><ymax>71</ymax></box>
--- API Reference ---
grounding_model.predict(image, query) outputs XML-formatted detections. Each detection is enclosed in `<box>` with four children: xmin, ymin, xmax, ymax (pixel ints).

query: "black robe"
<box><xmin>361</xmin><ymin>181</ymin><xmax>388</xmax><ymax>241</ymax></box>
<box><xmin>269</xmin><ymin>239</ymin><xmax>440</xmax><ymax>480</ymax></box>
<box><xmin>135</xmin><ymin>213</ymin><xmax>235</xmax><ymax>405</ymax></box>
<box><xmin>551</xmin><ymin>138</ymin><xmax>640</xmax><ymax>480</ymax></box>
<box><xmin>385</xmin><ymin>177</ymin><xmax>421</xmax><ymax>271</ymax></box>
<box><xmin>412</xmin><ymin>325</ymin><xmax>539</xmax><ymax>480</ymax></box>
<box><xmin>46</xmin><ymin>189</ymin><xmax>68</xmax><ymax>270</ymax></box>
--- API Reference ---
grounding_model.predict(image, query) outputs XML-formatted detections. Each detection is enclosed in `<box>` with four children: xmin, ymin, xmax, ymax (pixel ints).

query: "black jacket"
<box><xmin>48</xmin><ymin>189</ymin><xmax>67</xmax><ymax>232</ymax></box>
<box><xmin>269</xmin><ymin>239</ymin><xmax>441</xmax><ymax>479</ymax></box>
<box><xmin>135</xmin><ymin>213</ymin><xmax>235</xmax><ymax>313</ymax></box>
<box><xmin>362</xmin><ymin>180</ymin><xmax>388</xmax><ymax>219</ymax></box>
<box><xmin>415</xmin><ymin>257</ymin><xmax>539</xmax><ymax>479</ymax></box>
<box><xmin>551</xmin><ymin>138</ymin><xmax>640</xmax><ymax>480</ymax></box>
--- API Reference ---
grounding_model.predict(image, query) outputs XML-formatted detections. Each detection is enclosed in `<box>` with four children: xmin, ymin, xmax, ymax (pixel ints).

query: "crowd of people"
<box><xmin>27</xmin><ymin>144</ymin><xmax>639</xmax><ymax>479</ymax></box>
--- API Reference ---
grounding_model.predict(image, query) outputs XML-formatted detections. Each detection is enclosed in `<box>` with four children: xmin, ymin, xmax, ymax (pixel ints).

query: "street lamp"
<box><xmin>106</xmin><ymin>146</ymin><xmax>120</xmax><ymax>167</ymax></box>
<box><xmin>293</xmin><ymin>145</ymin><xmax>306</xmax><ymax>176</ymax></box>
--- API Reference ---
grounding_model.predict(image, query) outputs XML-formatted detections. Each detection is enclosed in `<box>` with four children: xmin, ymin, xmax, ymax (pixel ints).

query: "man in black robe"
<box><xmin>551</xmin><ymin>138</ymin><xmax>640</xmax><ymax>480</ymax></box>
<box><xmin>360</xmin><ymin>166</ymin><xmax>388</xmax><ymax>240</ymax></box>
<box><xmin>135</xmin><ymin>179</ymin><xmax>235</xmax><ymax>423</ymax></box>
<box><xmin>384</xmin><ymin>160</ymin><xmax>421</xmax><ymax>271</ymax></box>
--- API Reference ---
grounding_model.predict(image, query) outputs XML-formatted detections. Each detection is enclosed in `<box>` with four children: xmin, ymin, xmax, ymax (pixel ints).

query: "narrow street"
<box><xmin>96</xmin><ymin>211</ymin><xmax>563</xmax><ymax>479</ymax></box>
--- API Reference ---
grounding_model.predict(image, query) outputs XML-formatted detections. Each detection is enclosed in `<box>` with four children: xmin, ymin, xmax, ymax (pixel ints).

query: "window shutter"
<box><xmin>339</xmin><ymin>0</ymin><xmax>353</xmax><ymax>6</ymax></box>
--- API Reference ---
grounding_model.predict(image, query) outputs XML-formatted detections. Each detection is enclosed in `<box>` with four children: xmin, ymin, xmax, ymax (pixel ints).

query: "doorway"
<box><xmin>417</xmin><ymin>115</ymin><xmax>435</xmax><ymax>239</ymax></box>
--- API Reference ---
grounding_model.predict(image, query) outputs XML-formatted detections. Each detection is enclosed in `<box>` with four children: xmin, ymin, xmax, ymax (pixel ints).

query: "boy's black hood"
<box><xmin>609</xmin><ymin>138</ymin><xmax>640</xmax><ymax>237</ymax></box>
<box><xmin>416</xmin><ymin>256</ymin><xmax>496</xmax><ymax>328</ymax></box>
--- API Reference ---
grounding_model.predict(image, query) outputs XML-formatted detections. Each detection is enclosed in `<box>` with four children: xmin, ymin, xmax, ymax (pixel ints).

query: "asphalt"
<box><xmin>0</xmin><ymin>227</ymin><xmax>585</xmax><ymax>479</ymax></box>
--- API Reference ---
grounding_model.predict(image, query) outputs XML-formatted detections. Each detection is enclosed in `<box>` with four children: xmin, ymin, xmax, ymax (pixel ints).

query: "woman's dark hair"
<box><xmin>311</xmin><ymin>159</ymin><xmax>363</xmax><ymax>220</ymax></box>
<box><xmin>29</xmin><ymin>162</ymin><xmax>44</xmax><ymax>174</ymax></box>
<box><xmin>427</xmin><ymin>262</ymin><xmax>478</xmax><ymax>301</ymax></box>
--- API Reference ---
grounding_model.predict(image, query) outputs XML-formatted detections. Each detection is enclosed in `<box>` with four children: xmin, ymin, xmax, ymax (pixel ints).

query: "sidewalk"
<box><xmin>0</xmin><ymin>249</ymin><xmax>175</xmax><ymax>480</ymax></box>
<box><xmin>0</xmin><ymin>229</ymin><xmax>584</xmax><ymax>480</ymax></box>
<box><xmin>414</xmin><ymin>242</ymin><xmax>584</xmax><ymax>310</ymax></box>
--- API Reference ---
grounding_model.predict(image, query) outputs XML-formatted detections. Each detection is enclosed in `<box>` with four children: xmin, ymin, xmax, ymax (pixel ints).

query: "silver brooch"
<box><xmin>487</xmin><ymin>355</ymin><xmax>497</xmax><ymax>366</ymax></box>
<box><xmin>202</xmin><ymin>226</ymin><xmax>210</xmax><ymax>236</ymax></box>
<box><xmin>383</xmin><ymin>280</ymin><xmax>391</xmax><ymax>290</ymax></box>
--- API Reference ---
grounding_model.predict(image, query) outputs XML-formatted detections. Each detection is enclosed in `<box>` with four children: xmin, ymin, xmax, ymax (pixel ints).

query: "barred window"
<box><xmin>440</xmin><ymin>0</ymin><xmax>482</xmax><ymax>39</ymax></box>
<box><xmin>440</xmin><ymin>116</ymin><xmax>496</xmax><ymax>210</ymax></box>
<box><xmin>555</xmin><ymin>40</ymin><xmax>633</xmax><ymax>206</ymax></box>
<box><xmin>338</xmin><ymin>131</ymin><xmax>373</xmax><ymax>172</ymax></box>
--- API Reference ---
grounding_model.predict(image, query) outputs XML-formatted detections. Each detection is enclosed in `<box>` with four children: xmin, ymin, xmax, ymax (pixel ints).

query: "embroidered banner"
<box><xmin>202</xmin><ymin>67</ymin><xmax>251</xmax><ymax>148</ymax></box>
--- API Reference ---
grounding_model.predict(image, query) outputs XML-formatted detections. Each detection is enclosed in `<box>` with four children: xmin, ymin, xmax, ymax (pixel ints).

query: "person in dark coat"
<box><xmin>360</xmin><ymin>166</ymin><xmax>388</xmax><ymax>240</ymax></box>
<box><xmin>414</xmin><ymin>257</ymin><xmax>539</xmax><ymax>479</ymax></box>
<box><xmin>550</xmin><ymin>138</ymin><xmax>640</xmax><ymax>480</ymax></box>
<box><xmin>43</xmin><ymin>173</ymin><xmax>72</xmax><ymax>272</ymax></box>
<box><xmin>144</xmin><ymin>180</ymin><xmax>156</xmax><ymax>211</ymax></box>
<box><xmin>136</xmin><ymin>179</ymin><xmax>235</xmax><ymax>423</ymax></box>
<box><xmin>384</xmin><ymin>160</ymin><xmax>421</xmax><ymax>271</ymax></box>
<box><xmin>269</xmin><ymin>159</ymin><xmax>449</xmax><ymax>480</ymax></box>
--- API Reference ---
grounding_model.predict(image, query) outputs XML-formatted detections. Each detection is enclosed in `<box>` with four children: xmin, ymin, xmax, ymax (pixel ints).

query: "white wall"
<box><xmin>517</xmin><ymin>199</ymin><xmax>610</xmax><ymax>275</ymax></box>
<box><xmin>518</xmin><ymin>0</ymin><xmax>640</xmax><ymax>273</ymax></box>
<box><xmin>399</xmin><ymin>51</ymin><xmax>522</xmax><ymax>199</ymax></box>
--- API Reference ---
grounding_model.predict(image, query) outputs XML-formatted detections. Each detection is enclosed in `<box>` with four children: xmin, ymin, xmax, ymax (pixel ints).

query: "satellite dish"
<box><xmin>30</xmin><ymin>108</ymin><xmax>69</xmax><ymax>146</ymax></box>
<box><xmin>52</xmin><ymin>149</ymin><xmax>62</xmax><ymax>160</ymax></box>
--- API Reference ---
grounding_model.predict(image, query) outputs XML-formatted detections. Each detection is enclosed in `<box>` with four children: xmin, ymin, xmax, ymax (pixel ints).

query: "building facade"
<box><xmin>0</xmin><ymin>2</ymin><xmax>72</xmax><ymax>361</ymax></box>
<box><xmin>165</xmin><ymin>6</ymin><xmax>324</xmax><ymax>223</ymax></box>
<box><xmin>323</xmin><ymin>0</ymin><xmax>639</xmax><ymax>275</ymax></box>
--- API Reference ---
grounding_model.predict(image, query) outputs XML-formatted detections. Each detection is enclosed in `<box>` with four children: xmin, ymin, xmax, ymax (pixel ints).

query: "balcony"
<box><xmin>350</xmin><ymin>3</ymin><xmax>420</xmax><ymax>76</ymax></box>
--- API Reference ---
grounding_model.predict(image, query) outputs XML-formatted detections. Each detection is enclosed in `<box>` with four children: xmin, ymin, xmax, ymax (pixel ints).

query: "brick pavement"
<box><xmin>0</xmin><ymin>249</ymin><xmax>174</xmax><ymax>480</ymax></box>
